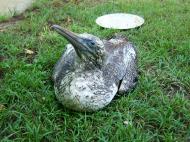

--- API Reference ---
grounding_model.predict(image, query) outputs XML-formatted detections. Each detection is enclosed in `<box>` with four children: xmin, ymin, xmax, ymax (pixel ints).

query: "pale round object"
<box><xmin>96</xmin><ymin>13</ymin><xmax>144</xmax><ymax>29</ymax></box>
<box><xmin>0</xmin><ymin>0</ymin><xmax>34</xmax><ymax>16</ymax></box>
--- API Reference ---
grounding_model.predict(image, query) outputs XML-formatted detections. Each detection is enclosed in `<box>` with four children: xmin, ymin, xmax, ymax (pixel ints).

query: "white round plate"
<box><xmin>96</xmin><ymin>13</ymin><xmax>144</xmax><ymax>29</ymax></box>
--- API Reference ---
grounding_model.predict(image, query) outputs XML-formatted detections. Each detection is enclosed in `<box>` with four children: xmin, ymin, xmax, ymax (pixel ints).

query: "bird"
<box><xmin>52</xmin><ymin>25</ymin><xmax>138</xmax><ymax>112</ymax></box>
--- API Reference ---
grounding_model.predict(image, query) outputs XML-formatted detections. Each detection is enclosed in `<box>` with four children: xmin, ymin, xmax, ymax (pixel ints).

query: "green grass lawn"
<box><xmin>0</xmin><ymin>0</ymin><xmax>190</xmax><ymax>141</ymax></box>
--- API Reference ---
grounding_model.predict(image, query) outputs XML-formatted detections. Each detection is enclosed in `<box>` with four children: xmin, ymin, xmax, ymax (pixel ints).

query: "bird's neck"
<box><xmin>75</xmin><ymin>56</ymin><xmax>102</xmax><ymax>71</ymax></box>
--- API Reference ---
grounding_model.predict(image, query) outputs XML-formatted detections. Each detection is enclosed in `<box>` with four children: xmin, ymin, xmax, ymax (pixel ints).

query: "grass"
<box><xmin>0</xmin><ymin>15</ymin><xmax>9</xmax><ymax>22</ymax></box>
<box><xmin>0</xmin><ymin>0</ymin><xmax>190</xmax><ymax>141</ymax></box>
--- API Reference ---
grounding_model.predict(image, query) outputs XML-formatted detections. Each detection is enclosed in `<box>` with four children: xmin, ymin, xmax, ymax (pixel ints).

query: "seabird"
<box><xmin>52</xmin><ymin>25</ymin><xmax>138</xmax><ymax>111</ymax></box>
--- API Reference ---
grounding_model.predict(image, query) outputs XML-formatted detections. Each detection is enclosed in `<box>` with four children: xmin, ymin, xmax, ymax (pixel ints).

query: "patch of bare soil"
<box><xmin>83</xmin><ymin>0</ymin><xmax>107</xmax><ymax>6</ymax></box>
<box><xmin>0</xmin><ymin>69</ymin><xmax>4</xmax><ymax>80</ymax></box>
<box><xmin>0</xmin><ymin>15</ymin><xmax>24</xmax><ymax>31</ymax></box>
<box><xmin>161</xmin><ymin>80</ymin><xmax>190</xmax><ymax>99</ymax></box>
<box><xmin>0</xmin><ymin>55</ymin><xmax>6</xmax><ymax>80</ymax></box>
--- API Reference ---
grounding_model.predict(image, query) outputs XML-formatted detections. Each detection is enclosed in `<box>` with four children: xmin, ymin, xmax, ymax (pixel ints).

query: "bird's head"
<box><xmin>52</xmin><ymin>25</ymin><xmax>105</xmax><ymax>68</ymax></box>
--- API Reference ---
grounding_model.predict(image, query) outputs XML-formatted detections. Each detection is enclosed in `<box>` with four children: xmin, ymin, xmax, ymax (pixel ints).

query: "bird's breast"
<box><xmin>56</xmin><ymin>70</ymin><xmax>118</xmax><ymax>111</ymax></box>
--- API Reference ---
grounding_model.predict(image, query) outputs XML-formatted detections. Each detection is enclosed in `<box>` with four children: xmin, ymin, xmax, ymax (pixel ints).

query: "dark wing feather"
<box><xmin>103</xmin><ymin>37</ymin><xmax>137</xmax><ymax>91</ymax></box>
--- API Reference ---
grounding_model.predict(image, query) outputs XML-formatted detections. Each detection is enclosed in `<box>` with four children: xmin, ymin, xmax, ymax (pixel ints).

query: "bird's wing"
<box><xmin>52</xmin><ymin>44</ymin><xmax>76</xmax><ymax>84</ymax></box>
<box><xmin>118</xmin><ymin>42</ymin><xmax>138</xmax><ymax>94</ymax></box>
<box><xmin>103</xmin><ymin>38</ymin><xmax>137</xmax><ymax>92</ymax></box>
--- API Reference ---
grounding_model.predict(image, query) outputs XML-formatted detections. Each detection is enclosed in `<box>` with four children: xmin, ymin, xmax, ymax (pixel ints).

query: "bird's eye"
<box><xmin>90</xmin><ymin>41</ymin><xmax>95</xmax><ymax>46</ymax></box>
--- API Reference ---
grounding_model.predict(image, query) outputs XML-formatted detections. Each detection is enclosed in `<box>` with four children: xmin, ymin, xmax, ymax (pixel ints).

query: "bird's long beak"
<box><xmin>51</xmin><ymin>25</ymin><xmax>84</xmax><ymax>58</ymax></box>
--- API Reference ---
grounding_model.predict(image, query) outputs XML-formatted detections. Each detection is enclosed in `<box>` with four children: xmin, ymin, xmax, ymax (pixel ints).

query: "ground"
<box><xmin>0</xmin><ymin>0</ymin><xmax>190</xmax><ymax>141</ymax></box>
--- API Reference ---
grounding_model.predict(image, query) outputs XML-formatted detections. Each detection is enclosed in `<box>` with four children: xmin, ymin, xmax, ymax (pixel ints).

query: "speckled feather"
<box><xmin>53</xmin><ymin>34</ymin><xmax>137</xmax><ymax>111</ymax></box>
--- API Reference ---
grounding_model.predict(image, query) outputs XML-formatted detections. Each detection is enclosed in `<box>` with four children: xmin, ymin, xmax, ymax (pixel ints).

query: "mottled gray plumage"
<box><xmin>52</xmin><ymin>25</ymin><xmax>137</xmax><ymax>112</ymax></box>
